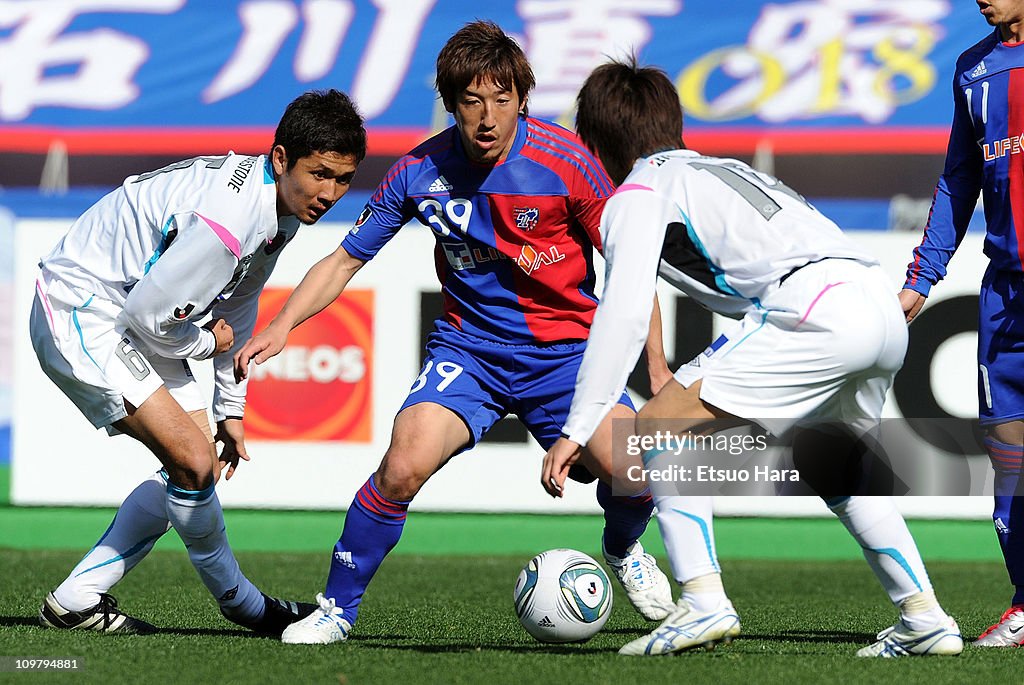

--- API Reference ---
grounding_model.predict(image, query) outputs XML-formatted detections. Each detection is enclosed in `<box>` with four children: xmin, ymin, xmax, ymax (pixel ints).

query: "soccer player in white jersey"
<box><xmin>29</xmin><ymin>90</ymin><xmax>365</xmax><ymax>635</ymax></box>
<box><xmin>540</xmin><ymin>60</ymin><xmax>963</xmax><ymax>658</ymax></box>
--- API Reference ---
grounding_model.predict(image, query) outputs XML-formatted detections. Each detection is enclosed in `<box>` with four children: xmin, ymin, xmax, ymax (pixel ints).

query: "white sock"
<box><xmin>165</xmin><ymin>482</ymin><xmax>263</xmax><ymax>620</ymax></box>
<box><xmin>681</xmin><ymin>572</ymin><xmax>728</xmax><ymax>613</ymax></box>
<box><xmin>53</xmin><ymin>471</ymin><xmax>171</xmax><ymax>612</ymax></box>
<box><xmin>654</xmin><ymin>495</ymin><xmax>721</xmax><ymax>584</ymax></box>
<box><xmin>827</xmin><ymin>496</ymin><xmax>933</xmax><ymax>605</ymax></box>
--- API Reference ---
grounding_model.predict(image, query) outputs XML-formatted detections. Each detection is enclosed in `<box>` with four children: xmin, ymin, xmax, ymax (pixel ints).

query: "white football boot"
<box><xmin>856</xmin><ymin>616</ymin><xmax>963</xmax><ymax>657</ymax></box>
<box><xmin>280</xmin><ymin>593</ymin><xmax>353</xmax><ymax>645</ymax></box>
<box><xmin>603</xmin><ymin>540</ymin><xmax>675</xmax><ymax>621</ymax></box>
<box><xmin>618</xmin><ymin>597</ymin><xmax>740</xmax><ymax>656</ymax></box>
<box><xmin>973</xmin><ymin>606</ymin><xmax>1024</xmax><ymax>647</ymax></box>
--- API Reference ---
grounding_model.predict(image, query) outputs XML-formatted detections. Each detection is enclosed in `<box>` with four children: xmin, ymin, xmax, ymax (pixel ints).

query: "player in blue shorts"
<box><xmin>900</xmin><ymin>0</ymin><xmax>1024</xmax><ymax>646</ymax></box>
<box><xmin>234</xmin><ymin>20</ymin><xmax>674</xmax><ymax>644</ymax></box>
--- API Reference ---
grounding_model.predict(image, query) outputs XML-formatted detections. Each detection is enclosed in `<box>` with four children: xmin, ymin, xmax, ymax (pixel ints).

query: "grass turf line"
<box><xmin>0</xmin><ymin>505</ymin><xmax>1002</xmax><ymax>562</ymax></box>
<box><xmin>1</xmin><ymin>551</ymin><xmax>1021</xmax><ymax>685</ymax></box>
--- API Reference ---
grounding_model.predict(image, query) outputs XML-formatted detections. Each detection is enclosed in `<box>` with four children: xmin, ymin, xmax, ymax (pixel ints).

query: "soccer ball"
<box><xmin>513</xmin><ymin>548</ymin><xmax>612</xmax><ymax>643</ymax></box>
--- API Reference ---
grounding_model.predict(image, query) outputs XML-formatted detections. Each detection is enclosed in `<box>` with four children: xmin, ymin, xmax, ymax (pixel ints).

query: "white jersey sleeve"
<box><xmin>561</xmin><ymin>185</ymin><xmax>675</xmax><ymax>446</ymax></box>
<box><xmin>207</xmin><ymin>237</ymin><xmax>290</xmax><ymax>421</ymax></box>
<box><xmin>118</xmin><ymin>211</ymin><xmax>239</xmax><ymax>360</ymax></box>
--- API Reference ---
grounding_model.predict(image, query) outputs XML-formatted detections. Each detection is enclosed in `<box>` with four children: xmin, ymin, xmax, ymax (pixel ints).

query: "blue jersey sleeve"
<box><xmin>341</xmin><ymin>157</ymin><xmax>413</xmax><ymax>261</ymax></box>
<box><xmin>904</xmin><ymin>71</ymin><xmax>984</xmax><ymax>296</ymax></box>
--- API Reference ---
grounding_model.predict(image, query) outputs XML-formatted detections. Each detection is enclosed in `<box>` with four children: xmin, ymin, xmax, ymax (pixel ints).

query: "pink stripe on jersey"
<box><xmin>35</xmin><ymin>279</ymin><xmax>57</xmax><ymax>331</ymax></box>
<box><xmin>795</xmin><ymin>281</ymin><xmax>848</xmax><ymax>328</ymax></box>
<box><xmin>195</xmin><ymin>212</ymin><xmax>241</xmax><ymax>259</ymax></box>
<box><xmin>615</xmin><ymin>184</ymin><xmax>654</xmax><ymax>195</ymax></box>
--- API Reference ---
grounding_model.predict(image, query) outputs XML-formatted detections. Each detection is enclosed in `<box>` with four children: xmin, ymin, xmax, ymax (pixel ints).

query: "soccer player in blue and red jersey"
<box><xmin>234</xmin><ymin>20</ymin><xmax>674</xmax><ymax>644</ymax></box>
<box><xmin>901</xmin><ymin>0</ymin><xmax>1024</xmax><ymax>646</ymax></box>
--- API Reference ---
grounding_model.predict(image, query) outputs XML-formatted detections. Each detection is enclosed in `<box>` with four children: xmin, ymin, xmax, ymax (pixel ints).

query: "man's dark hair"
<box><xmin>575</xmin><ymin>58</ymin><xmax>683</xmax><ymax>185</ymax></box>
<box><xmin>273</xmin><ymin>89</ymin><xmax>367</xmax><ymax>169</ymax></box>
<box><xmin>435</xmin><ymin>20</ymin><xmax>535</xmax><ymax>113</ymax></box>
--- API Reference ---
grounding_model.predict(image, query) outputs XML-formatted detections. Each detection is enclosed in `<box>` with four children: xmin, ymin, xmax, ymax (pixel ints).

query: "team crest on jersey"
<box><xmin>353</xmin><ymin>206</ymin><xmax>372</xmax><ymax>230</ymax></box>
<box><xmin>172</xmin><ymin>303</ymin><xmax>196</xmax><ymax>320</ymax></box>
<box><xmin>514</xmin><ymin>206</ymin><xmax>539</xmax><ymax>231</ymax></box>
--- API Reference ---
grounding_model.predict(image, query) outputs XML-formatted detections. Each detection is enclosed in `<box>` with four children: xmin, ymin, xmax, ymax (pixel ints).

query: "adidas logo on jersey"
<box><xmin>537</xmin><ymin>616</ymin><xmax>556</xmax><ymax>628</ymax></box>
<box><xmin>334</xmin><ymin>551</ymin><xmax>357</xmax><ymax>569</ymax></box>
<box><xmin>970</xmin><ymin>61</ymin><xmax>987</xmax><ymax>78</ymax></box>
<box><xmin>428</xmin><ymin>175</ymin><xmax>454</xmax><ymax>193</ymax></box>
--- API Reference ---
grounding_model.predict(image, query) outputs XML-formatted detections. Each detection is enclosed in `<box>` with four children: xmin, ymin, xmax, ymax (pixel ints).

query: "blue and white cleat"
<box><xmin>856</xmin><ymin>616</ymin><xmax>963</xmax><ymax>657</ymax></box>
<box><xmin>618</xmin><ymin>598</ymin><xmax>740</xmax><ymax>655</ymax></box>
<box><xmin>604</xmin><ymin>541</ymin><xmax>675</xmax><ymax>621</ymax></box>
<box><xmin>280</xmin><ymin>593</ymin><xmax>352</xmax><ymax>645</ymax></box>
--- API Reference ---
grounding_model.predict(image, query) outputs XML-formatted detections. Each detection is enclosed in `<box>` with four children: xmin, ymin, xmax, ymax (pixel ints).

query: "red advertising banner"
<box><xmin>243</xmin><ymin>288</ymin><xmax>373</xmax><ymax>442</ymax></box>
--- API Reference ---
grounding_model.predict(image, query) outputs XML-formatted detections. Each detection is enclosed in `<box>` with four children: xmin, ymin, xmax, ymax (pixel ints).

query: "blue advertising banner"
<box><xmin>0</xmin><ymin>1</ymin><xmax>981</xmax><ymax>155</ymax></box>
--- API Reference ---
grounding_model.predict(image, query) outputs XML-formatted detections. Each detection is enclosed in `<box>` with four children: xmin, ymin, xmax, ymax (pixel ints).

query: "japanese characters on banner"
<box><xmin>0</xmin><ymin>1</ymin><xmax>969</xmax><ymax>154</ymax></box>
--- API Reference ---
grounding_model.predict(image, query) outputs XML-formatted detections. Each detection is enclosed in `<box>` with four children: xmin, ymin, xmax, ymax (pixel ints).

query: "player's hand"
<box><xmin>234</xmin><ymin>323</ymin><xmax>288</xmax><ymax>382</ymax></box>
<box><xmin>215</xmin><ymin>418</ymin><xmax>250</xmax><ymax>480</ymax></box>
<box><xmin>542</xmin><ymin>437</ymin><xmax>583</xmax><ymax>498</ymax></box>
<box><xmin>204</xmin><ymin>319</ymin><xmax>235</xmax><ymax>354</ymax></box>
<box><xmin>898</xmin><ymin>288</ymin><xmax>927</xmax><ymax>324</ymax></box>
<box><xmin>649</xmin><ymin>363</ymin><xmax>674</xmax><ymax>396</ymax></box>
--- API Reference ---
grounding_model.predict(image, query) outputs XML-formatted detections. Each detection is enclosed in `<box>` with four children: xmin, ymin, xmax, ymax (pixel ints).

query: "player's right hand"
<box><xmin>233</xmin><ymin>324</ymin><xmax>288</xmax><ymax>382</ymax></box>
<box><xmin>204</xmin><ymin>318</ymin><xmax>234</xmax><ymax>354</ymax></box>
<box><xmin>898</xmin><ymin>288</ymin><xmax>927</xmax><ymax>324</ymax></box>
<box><xmin>541</xmin><ymin>437</ymin><xmax>583</xmax><ymax>498</ymax></box>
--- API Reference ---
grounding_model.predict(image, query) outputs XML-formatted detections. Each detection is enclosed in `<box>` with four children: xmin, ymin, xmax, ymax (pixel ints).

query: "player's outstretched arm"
<box><xmin>234</xmin><ymin>245</ymin><xmax>365</xmax><ymax>380</ymax></box>
<box><xmin>646</xmin><ymin>293</ymin><xmax>673</xmax><ymax>394</ymax></box>
<box><xmin>898</xmin><ymin>288</ymin><xmax>927</xmax><ymax>324</ymax></box>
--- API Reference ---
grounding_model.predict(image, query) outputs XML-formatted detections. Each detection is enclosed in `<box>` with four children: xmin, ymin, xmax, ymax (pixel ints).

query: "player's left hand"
<box><xmin>215</xmin><ymin>417</ymin><xmax>250</xmax><ymax>480</ymax></box>
<box><xmin>542</xmin><ymin>437</ymin><xmax>583</xmax><ymax>498</ymax></box>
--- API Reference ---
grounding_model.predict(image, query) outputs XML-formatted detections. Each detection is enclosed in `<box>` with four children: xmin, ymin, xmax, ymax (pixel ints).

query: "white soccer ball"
<box><xmin>513</xmin><ymin>548</ymin><xmax>613</xmax><ymax>643</ymax></box>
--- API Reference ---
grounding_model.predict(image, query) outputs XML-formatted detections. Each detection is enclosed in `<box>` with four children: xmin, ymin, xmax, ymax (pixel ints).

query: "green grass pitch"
<box><xmin>1</xmin><ymin>511</ymin><xmax>1023</xmax><ymax>684</ymax></box>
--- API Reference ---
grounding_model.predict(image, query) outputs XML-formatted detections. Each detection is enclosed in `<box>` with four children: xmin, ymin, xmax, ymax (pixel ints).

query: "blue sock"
<box><xmin>596</xmin><ymin>481</ymin><xmax>654</xmax><ymax>558</ymax></box>
<box><xmin>325</xmin><ymin>475</ymin><xmax>409</xmax><ymax>624</ymax></box>
<box><xmin>985</xmin><ymin>437</ymin><xmax>1024</xmax><ymax>606</ymax></box>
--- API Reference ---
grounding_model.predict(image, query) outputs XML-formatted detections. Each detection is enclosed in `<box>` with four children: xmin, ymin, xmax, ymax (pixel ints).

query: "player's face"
<box><xmin>273</xmin><ymin>148</ymin><xmax>359</xmax><ymax>225</ymax></box>
<box><xmin>979</xmin><ymin>0</ymin><xmax>1024</xmax><ymax>29</ymax></box>
<box><xmin>453</xmin><ymin>77</ymin><xmax>523</xmax><ymax>165</ymax></box>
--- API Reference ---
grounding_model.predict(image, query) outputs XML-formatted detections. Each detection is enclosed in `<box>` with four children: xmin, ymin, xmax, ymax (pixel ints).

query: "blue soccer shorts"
<box><xmin>399</xmin><ymin>320</ymin><xmax>634</xmax><ymax>453</ymax></box>
<box><xmin>978</xmin><ymin>267</ymin><xmax>1024</xmax><ymax>425</ymax></box>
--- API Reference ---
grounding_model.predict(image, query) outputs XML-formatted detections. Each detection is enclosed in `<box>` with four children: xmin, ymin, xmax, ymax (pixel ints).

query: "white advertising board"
<box><xmin>12</xmin><ymin>219</ymin><xmax>991</xmax><ymax>517</ymax></box>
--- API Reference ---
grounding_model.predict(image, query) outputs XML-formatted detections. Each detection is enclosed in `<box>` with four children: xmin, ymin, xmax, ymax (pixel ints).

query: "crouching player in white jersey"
<box><xmin>540</xmin><ymin>60</ymin><xmax>963</xmax><ymax>658</ymax></box>
<box><xmin>29</xmin><ymin>90</ymin><xmax>366</xmax><ymax>635</ymax></box>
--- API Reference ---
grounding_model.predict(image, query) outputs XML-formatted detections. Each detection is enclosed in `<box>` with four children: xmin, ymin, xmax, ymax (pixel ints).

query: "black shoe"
<box><xmin>39</xmin><ymin>592</ymin><xmax>158</xmax><ymax>634</ymax></box>
<box><xmin>222</xmin><ymin>593</ymin><xmax>317</xmax><ymax>636</ymax></box>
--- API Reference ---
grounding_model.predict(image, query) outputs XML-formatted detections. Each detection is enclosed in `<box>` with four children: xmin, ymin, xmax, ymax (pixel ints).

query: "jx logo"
<box><xmin>514</xmin><ymin>206</ymin><xmax>539</xmax><ymax>231</ymax></box>
<box><xmin>515</xmin><ymin>244</ymin><xmax>565</xmax><ymax>275</ymax></box>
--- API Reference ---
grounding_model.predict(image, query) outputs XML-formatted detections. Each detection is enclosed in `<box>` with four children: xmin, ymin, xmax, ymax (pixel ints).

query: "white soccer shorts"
<box><xmin>30</xmin><ymin>277</ymin><xmax>205</xmax><ymax>432</ymax></box>
<box><xmin>674</xmin><ymin>259</ymin><xmax>907</xmax><ymax>436</ymax></box>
